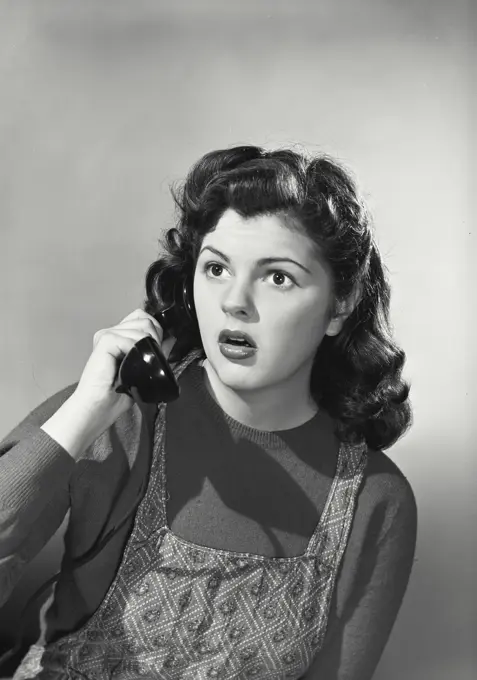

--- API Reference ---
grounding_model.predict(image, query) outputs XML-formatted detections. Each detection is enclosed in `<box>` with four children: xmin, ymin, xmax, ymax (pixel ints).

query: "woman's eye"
<box><xmin>204</xmin><ymin>263</ymin><xmax>225</xmax><ymax>277</ymax></box>
<box><xmin>270</xmin><ymin>271</ymin><xmax>294</xmax><ymax>288</ymax></box>
<box><xmin>203</xmin><ymin>263</ymin><xmax>296</xmax><ymax>289</ymax></box>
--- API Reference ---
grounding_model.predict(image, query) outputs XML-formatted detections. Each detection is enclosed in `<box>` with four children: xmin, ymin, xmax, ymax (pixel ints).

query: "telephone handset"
<box><xmin>117</xmin><ymin>278</ymin><xmax>196</xmax><ymax>404</ymax></box>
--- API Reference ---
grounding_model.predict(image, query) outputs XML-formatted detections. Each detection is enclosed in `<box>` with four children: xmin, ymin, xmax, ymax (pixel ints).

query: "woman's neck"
<box><xmin>200</xmin><ymin>358</ymin><xmax>319</xmax><ymax>432</ymax></box>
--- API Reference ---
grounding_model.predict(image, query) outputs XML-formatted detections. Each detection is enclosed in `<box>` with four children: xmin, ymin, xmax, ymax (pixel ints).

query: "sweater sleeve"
<box><xmin>0</xmin><ymin>386</ymin><xmax>78</xmax><ymax>607</ymax></box>
<box><xmin>303</xmin><ymin>465</ymin><xmax>418</xmax><ymax>680</ymax></box>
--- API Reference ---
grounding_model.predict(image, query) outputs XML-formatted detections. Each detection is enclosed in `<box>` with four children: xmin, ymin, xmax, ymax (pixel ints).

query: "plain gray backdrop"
<box><xmin>0</xmin><ymin>1</ymin><xmax>475</xmax><ymax>678</ymax></box>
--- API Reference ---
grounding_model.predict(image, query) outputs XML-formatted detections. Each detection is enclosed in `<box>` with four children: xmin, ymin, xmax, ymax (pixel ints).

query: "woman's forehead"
<box><xmin>202</xmin><ymin>209</ymin><xmax>316</xmax><ymax>261</ymax></box>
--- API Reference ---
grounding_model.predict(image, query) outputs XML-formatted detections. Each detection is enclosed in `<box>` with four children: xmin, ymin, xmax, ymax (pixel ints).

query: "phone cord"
<box><xmin>0</xmin><ymin>400</ymin><xmax>156</xmax><ymax>671</ymax></box>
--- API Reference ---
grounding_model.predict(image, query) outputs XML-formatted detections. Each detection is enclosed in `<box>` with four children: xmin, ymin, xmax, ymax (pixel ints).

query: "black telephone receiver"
<box><xmin>117</xmin><ymin>278</ymin><xmax>196</xmax><ymax>404</ymax></box>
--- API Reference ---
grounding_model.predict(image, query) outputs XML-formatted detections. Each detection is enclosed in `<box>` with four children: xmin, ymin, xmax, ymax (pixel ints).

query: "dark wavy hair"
<box><xmin>144</xmin><ymin>145</ymin><xmax>412</xmax><ymax>451</ymax></box>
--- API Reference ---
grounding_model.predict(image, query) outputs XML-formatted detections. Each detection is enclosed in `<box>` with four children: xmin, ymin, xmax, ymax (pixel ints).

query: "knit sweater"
<box><xmin>0</xmin><ymin>355</ymin><xmax>417</xmax><ymax>679</ymax></box>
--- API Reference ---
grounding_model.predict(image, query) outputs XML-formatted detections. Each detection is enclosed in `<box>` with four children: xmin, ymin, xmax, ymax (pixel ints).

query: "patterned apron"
<box><xmin>14</xmin><ymin>349</ymin><xmax>368</xmax><ymax>680</ymax></box>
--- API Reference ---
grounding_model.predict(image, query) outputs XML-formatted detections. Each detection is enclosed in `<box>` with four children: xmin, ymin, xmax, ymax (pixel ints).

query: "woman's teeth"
<box><xmin>227</xmin><ymin>339</ymin><xmax>250</xmax><ymax>346</ymax></box>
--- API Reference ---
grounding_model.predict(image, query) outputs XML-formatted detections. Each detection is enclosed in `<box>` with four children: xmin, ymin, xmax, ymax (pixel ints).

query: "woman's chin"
<box><xmin>204</xmin><ymin>347</ymin><xmax>262</xmax><ymax>389</ymax></box>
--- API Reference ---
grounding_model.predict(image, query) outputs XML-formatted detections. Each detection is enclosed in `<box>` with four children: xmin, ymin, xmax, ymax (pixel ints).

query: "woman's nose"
<box><xmin>221</xmin><ymin>281</ymin><xmax>254</xmax><ymax>318</ymax></box>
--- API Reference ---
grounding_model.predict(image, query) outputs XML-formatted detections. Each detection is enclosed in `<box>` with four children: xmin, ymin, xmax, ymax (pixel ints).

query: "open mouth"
<box><xmin>218</xmin><ymin>329</ymin><xmax>257</xmax><ymax>348</ymax></box>
<box><xmin>222</xmin><ymin>338</ymin><xmax>253</xmax><ymax>347</ymax></box>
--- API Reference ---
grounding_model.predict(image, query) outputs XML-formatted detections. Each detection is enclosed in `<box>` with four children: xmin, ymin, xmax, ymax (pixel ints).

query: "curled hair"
<box><xmin>144</xmin><ymin>145</ymin><xmax>412</xmax><ymax>450</ymax></box>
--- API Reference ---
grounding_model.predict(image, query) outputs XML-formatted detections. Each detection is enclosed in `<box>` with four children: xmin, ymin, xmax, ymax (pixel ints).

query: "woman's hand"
<box><xmin>41</xmin><ymin>309</ymin><xmax>170</xmax><ymax>459</ymax></box>
<box><xmin>41</xmin><ymin>309</ymin><xmax>178</xmax><ymax>460</ymax></box>
<box><xmin>72</xmin><ymin>308</ymin><xmax>165</xmax><ymax>423</ymax></box>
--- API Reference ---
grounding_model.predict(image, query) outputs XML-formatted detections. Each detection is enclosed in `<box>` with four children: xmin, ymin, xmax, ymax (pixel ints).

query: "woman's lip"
<box><xmin>218</xmin><ymin>331</ymin><xmax>257</xmax><ymax>347</ymax></box>
<box><xmin>218</xmin><ymin>342</ymin><xmax>257</xmax><ymax>359</ymax></box>
<box><xmin>218</xmin><ymin>341</ymin><xmax>258</xmax><ymax>348</ymax></box>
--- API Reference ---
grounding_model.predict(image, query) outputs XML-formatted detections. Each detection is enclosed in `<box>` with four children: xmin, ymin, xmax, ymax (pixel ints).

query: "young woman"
<box><xmin>0</xmin><ymin>145</ymin><xmax>417</xmax><ymax>680</ymax></box>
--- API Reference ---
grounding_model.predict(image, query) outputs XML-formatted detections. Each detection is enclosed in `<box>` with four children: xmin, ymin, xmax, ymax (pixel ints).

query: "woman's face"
<box><xmin>193</xmin><ymin>208</ymin><xmax>344</xmax><ymax>396</ymax></box>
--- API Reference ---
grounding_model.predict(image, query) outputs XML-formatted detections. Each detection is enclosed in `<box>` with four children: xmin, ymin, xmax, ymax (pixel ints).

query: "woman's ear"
<box><xmin>325</xmin><ymin>285</ymin><xmax>361</xmax><ymax>337</ymax></box>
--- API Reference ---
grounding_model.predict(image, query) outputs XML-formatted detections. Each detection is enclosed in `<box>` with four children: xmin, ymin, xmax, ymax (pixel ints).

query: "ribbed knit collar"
<box><xmin>185</xmin><ymin>356</ymin><xmax>322</xmax><ymax>450</ymax></box>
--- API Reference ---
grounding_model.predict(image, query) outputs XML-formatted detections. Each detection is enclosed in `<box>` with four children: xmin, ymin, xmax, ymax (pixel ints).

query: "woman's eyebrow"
<box><xmin>199</xmin><ymin>245</ymin><xmax>312</xmax><ymax>275</ymax></box>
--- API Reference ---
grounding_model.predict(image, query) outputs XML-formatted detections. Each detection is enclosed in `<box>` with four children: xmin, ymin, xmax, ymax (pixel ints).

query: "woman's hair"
<box><xmin>144</xmin><ymin>145</ymin><xmax>412</xmax><ymax>451</ymax></box>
